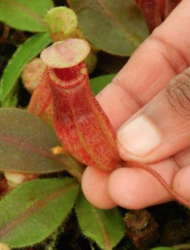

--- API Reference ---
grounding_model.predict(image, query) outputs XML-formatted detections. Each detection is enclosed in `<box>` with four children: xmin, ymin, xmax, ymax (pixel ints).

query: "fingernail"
<box><xmin>117</xmin><ymin>115</ymin><xmax>162</xmax><ymax>157</ymax></box>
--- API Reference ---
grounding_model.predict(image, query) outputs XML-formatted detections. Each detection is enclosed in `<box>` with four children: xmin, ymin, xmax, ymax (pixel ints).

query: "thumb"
<box><xmin>117</xmin><ymin>67</ymin><xmax>190</xmax><ymax>163</ymax></box>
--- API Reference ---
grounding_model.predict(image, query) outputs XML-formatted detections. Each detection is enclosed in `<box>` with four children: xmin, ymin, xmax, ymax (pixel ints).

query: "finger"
<box><xmin>117</xmin><ymin>68</ymin><xmax>190</xmax><ymax>163</ymax></box>
<box><xmin>82</xmin><ymin>0</ymin><xmax>190</xmax><ymax>209</ymax></box>
<box><xmin>81</xmin><ymin>167</ymin><xmax>116</xmax><ymax>209</ymax></box>
<box><xmin>108</xmin><ymin>159</ymin><xmax>179</xmax><ymax>210</ymax></box>
<box><xmin>82</xmin><ymin>147</ymin><xmax>190</xmax><ymax>209</ymax></box>
<box><xmin>174</xmin><ymin>147</ymin><xmax>190</xmax><ymax>168</ymax></box>
<box><xmin>96</xmin><ymin>0</ymin><xmax>190</xmax><ymax>130</ymax></box>
<box><xmin>172</xmin><ymin>166</ymin><xmax>190</xmax><ymax>201</ymax></box>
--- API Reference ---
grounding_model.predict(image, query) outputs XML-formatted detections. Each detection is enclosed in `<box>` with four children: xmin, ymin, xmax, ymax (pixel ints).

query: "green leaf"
<box><xmin>69</xmin><ymin>0</ymin><xmax>149</xmax><ymax>56</ymax></box>
<box><xmin>0</xmin><ymin>33</ymin><xmax>51</xmax><ymax>107</ymax></box>
<box><xmin>75</xmin><ymin>192</ymin><xmax>125</xmax><ymax>250</ymax></box>
<box><xmin>0</xmin><ymin>0</ymin><xmax>54</xmax><ymax>32</ymax></box>
<box><xmin>1</xmin><ymin>91</ymin><xmax>18</xmax><ymax>108</ymax></box>
<box><xmin>0</xmin><ymin>178</ymin><xmax>79</xmax><ymax>248</ymax></box>
<box><xmin>0</xmin><ymin>108</ymin><xmax>79</xmax><ymax>174</ymax></box>
<box><xmin>90</xmin><ymin>74</ymin><xmax>115</xmax><ymax>95</ymax></box>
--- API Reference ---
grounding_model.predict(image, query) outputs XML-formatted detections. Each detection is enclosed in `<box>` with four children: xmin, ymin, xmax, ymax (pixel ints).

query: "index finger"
<box><xmin>97</xmin><ymin>0</ymin><xmax>190</xmax><ymax>130</ymax></box>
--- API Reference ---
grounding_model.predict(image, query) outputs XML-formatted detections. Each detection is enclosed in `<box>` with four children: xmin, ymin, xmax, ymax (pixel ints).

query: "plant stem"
<box><xmin>64</xmin><ymin>157</ymin><xmax>85</xmax><ymax>182</ymax></box>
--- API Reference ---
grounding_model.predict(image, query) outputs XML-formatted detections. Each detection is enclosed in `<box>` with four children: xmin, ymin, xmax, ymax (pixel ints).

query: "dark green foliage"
<box><xmin>0</xmin><ymin>108</ymin><xmax>80</xmax><ymax>174</ymax></box>
<box><xmin>76</xmin><ymin>192</ymin><xmax>125</xmax><ymax>250</ymax></box>
<box><xmin>0</xmin><ymin>178</ymin><xmax>79</xmax><ymax>248</ymax></box>
<box><xmin>69</xmin><ymin>0</ymin><xmax>149</xmax><ymax>56</ymax></box>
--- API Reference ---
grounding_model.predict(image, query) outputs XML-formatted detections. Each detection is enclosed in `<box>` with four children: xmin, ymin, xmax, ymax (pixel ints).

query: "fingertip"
<box><xmin>108</xmin><ymin>168</ymin><xmax>144</xmax><ymax>210</ymax></box>
<box><xmin>172</xmin><ymin>166</ymin><xmax>190</xmax><ymax>201</ymax></box>
<box><xmin>81</xmin><ymin>167</ymin><xmax>116</xmax><ymax>209</ymax></box>
<box><xmin>108</xmin><ymin>167</ymin><xmax>156</xmax><ymax>210</ymax></box>
<box><xmin>108</xmin><ymin>161</ymin><xmax>175</xmax><ymax>210</ymax></box>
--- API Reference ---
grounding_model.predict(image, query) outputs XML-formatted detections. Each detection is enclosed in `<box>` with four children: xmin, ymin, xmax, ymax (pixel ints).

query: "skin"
<box><xmin>82</xmin><ymin>0</ymin><xmax>190</xmax><ymax>210</ymax></box>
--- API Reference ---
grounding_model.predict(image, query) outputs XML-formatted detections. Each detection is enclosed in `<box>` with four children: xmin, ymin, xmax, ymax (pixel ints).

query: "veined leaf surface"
<box><xmin>75</xmin><ymin>192</ymin><xmax>125</xmax><ymax>250</ymax></box>
<box><xmin>0</xmin><ymin>108</ymin><xmax>79</xmax><ymax>174</ymax></box>
<box><xmin>69</xmin><ymin>0</ymin><xmax>149</xmax><ymax>56</ymax></box>
<box><xmin>0</xmin><ymin>178</ymin><xmax>79</xmax><ymax>248</ymax></box>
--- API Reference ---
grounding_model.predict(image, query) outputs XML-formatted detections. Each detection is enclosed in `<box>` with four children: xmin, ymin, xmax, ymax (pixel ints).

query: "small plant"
<box><xmin>0</xmin><ymin>1</ymin><xmax>189</xmax><ymax>250</ymax></box>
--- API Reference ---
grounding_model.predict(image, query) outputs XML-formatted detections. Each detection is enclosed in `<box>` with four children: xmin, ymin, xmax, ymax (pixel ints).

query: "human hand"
<box><xmin>81</xmin><ymin>0</ymin><xmax>190</xmax><ymax>210</ymax></box>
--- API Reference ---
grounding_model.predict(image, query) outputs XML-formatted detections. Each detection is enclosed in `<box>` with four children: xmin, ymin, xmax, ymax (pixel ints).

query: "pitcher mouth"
<box><xmin>48</xmin><ymin>62</ymin><xmax>87</xmax><ymax>89</ymax></box>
